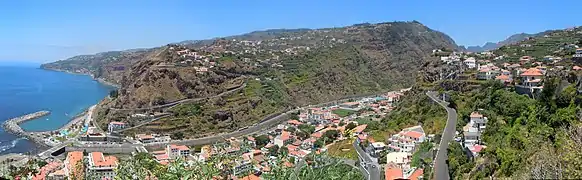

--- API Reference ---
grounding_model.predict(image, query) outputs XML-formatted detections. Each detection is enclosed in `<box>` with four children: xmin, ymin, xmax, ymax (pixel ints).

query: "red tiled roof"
<box><xmin>281</xmin><ymin>131</ymin><xmax>291</xmax><ymax>141</ymax></box>
<box><xmin>66</xmin><ymin>151</ymin><xmax>83</xmax><ymax>176</ymax></box>
<box><xmin>286</xmin><ymin>144</ymin><xmax>298</xmax><ymax>151</ymax></box>
<box><xmin>385</xmin><ymin>162</ymin><xmax>403</xmax><ymax>180</ymax></box>
<box><xmin>90</xmin><ymin>152</ymin><xmax>117</xmax><ymax>168</ymax></box>
<box><xmin>155</xmin><ymin>154</ymin><xmax>170</xmax><ymax>161</ymax></box>
<box><xmin>520</xmin><ymin>68</ymin><xmax>543</xmax><ymax>76</ymax></box>
<box><xmin>170</xmin><ymin>144</ymin><xmax>190</xmax><ymax>151</ymax></box>
<box><xmin>240</xmin><ymin>174</ymin><xmax>260</xmax><ymax>180</ymax></box>
<box><xmin>495</xmin><ymin>74</ymin><xmax>510</xmax><ymax>80</ymax></box>
<box><xmin>311</xmin><ymin>132</ymin><xmax>323</xmax><ymax>138</ymax></box>
<box><xmin>109</xmin><ymin>121</ymin><xmax>125</xmax><ymax>125</ymax></box>
<box><xmin>471</xmin><ymin>145</ymin><xmax>484</xmax><ymax>153</ymax></box>
<box><xmin>287</xmin><ymin>120</ymin><xmax>303</xmax><ymax>125</ymax></box>
<box><xmin>152</xmin><ymin>150</ymin><xmax>166</xmax><ymax>155</ymax></box>
<box><xmin>403</xmin><ymin>131</ymin><xmax>423</xmax><ymax>139</ymax></box>
<box><xmin>247</xmin><ymin>136</ymin><xmax>255</xmax><ymax>142</ymax></box>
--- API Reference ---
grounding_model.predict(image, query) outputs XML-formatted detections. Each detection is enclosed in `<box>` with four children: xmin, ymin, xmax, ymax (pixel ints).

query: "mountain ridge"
<box><xmin>461</xmin><ymin>33</ymin><xmax>538</xmax><ymax>52</ymax></box>
<box><xmin>41</xmin><ymin>21</ymin><xmax>459</xmax><ymax>138</ymax></box>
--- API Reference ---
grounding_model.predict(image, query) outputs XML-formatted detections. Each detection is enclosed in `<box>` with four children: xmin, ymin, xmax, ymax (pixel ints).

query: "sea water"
<box><xmin>0</xmin><ymin>65</ymin><xmax>114</xmax><ymax>154</ymax></box>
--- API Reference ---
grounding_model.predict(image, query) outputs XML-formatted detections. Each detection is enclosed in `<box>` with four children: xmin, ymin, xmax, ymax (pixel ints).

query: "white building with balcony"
<box><xmin>387</xmin><ymin>126</ymin><xmax>426</xmax><ymax>153</ymax></box>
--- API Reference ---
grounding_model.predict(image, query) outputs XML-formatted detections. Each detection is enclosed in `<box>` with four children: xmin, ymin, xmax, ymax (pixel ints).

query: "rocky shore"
<box><xmin>2</xmin><ymin>111</ymin><xmax>51</xmax><ymax>147</ymax></box>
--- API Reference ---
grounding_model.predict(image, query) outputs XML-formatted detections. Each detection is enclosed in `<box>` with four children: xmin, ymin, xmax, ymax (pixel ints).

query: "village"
<box><xmin>13</xmin><ymin>86</ymin><xmax>456</xmax><ymax>180</ymax></box>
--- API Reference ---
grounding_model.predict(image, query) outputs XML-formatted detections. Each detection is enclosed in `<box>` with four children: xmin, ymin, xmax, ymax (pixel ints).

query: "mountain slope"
<box><xmin>41</xmin><ymin>21</ymin><xmax>458</xmax><ymax>138</ymax></box>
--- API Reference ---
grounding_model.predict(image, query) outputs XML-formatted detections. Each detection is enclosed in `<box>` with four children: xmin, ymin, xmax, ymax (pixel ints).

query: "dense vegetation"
<box><xmin>447</xmin><ymin>79</ymin><xmax>582</xmax><ymax>179</ymax></box>
<box><xmin>113</xmin><ymin>152</ymin><xmax>363</xmax><ymax>180</ymax></box>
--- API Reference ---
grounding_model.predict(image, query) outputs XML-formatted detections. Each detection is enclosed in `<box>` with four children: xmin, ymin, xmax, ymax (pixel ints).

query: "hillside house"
<box><xmin>274</xmin><ymin>131</ymin><xmax>293</xmax><ymax>147</ymax></box>
<box><xmin>167</xmin><ymin>144</ymin><xmax>190</xmax><ymax>159</ymax></box>
<box><xmin>476</xmin><ymin>68</ymin><xmax>500</xmax><ymax>80</ymax></box>
<box><xmin>107</xmin><ymin>121</ymin><xmax>126</xmax><ymax>132</ymax></box>
<box><xmin>385</xmin><ymin>152</ymin><xmax>412</xmax><ymax>171</ymax></box>
<box><xmin>463</xmin><ymin>58</ymin><xmax>476</xmax><ymax>69</ymax></box>
<box><xmin>495</xmin><ymin>74</ymin><xmax>512</xmax><ymax>84</ymax></box>
<box><xmin>463</xmin><ymin>112</ymin><xmax>488</xmax><ymax>147</ymax></box>
<box><xmin>387</xmin><ymin>126</ymin><xmax>426</xmax><ymax>153</ymax></box>
<box><xmin>520</xmin><ymin>68</ymin><xmax>544</xmax><ymax>88</ymax></box>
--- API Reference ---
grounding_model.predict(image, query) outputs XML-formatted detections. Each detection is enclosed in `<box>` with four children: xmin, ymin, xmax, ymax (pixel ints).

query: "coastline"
<box><xmin>39</xmin><ymin>67</ymin><xmax>121</xmax><ymax>88</ymax></box>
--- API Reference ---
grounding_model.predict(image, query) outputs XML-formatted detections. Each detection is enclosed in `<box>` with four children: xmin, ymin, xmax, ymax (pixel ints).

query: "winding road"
<box><xmin>109</xmin><ymin>82</ymin><xmax>247</xmax><ymax>111</ymax></box>
<box><xmin>426</xmin><ymin>91</ymin><xmax>458</xmax><ymax>180</ymax></box>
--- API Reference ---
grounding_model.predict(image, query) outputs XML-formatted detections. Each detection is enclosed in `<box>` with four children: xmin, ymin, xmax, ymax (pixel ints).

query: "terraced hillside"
<box><xmin>493</xmin><ymin>27</ymin><xmax>582</xmax><ymax>61</ymax></box>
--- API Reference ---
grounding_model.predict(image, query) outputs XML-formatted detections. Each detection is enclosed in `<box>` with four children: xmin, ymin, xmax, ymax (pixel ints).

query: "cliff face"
<box><xmin>41</xmin><ymin>21</ymin><xmax>459</xmax><ymax>137</ymax></box>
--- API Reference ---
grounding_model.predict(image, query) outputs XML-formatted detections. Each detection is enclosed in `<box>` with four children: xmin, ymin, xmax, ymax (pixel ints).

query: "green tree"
<box><xmin>255</xmin><ymin>135</ymin><xmax>270</xmax><ymax>147</ymax></box>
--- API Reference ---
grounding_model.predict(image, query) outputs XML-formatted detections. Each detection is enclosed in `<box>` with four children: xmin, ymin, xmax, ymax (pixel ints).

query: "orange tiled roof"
<box><xmin>281</xmin><ymin>131</ymin><xmax>291</xmax><ymax>141</ymax></box>
<box><xmin>170</xmin><ymin>144</ymin><xmax>190</xmax><ymax>151</ymax></box>
<box><xmin>66</xmin><ymin>151</ymin><xmax>84</xmax><ymax>176</ymax></box>
<box><xmin>520</xmin><ymin>68</ymin><xmax>543</xmax><ymax>76</ymax></box>
<box><xmin>90</xmin><ymin>152</ymin><xmax>117</xmax><ymax>168</ymax></box>
<box><xmin>240</xmin><ymin>174</ymin><xmax>260</xmax><ymax>180</ymax></box>
<box><xmin>403</xmin><ymin>131</ymin><xmax>423</xmax><ymax>139</ymax></box>
<box><xmin>385</xmin><ymin>162</ymin><xmax>403</xmax><ymax>180</ymax></box>
<box><xmin>287</xmin><ymin>120</ymin><xmax>303</xmax><ymax>125</ymax></box>
<box><xmin>496</xmin><ymin>74</ymin><xmax>510</xmax><ymax>81</ymax></box>
<box><xmin>155</xmin><ymin>154</ymin><xmax>170</xmax><ymax>161</ymax></box>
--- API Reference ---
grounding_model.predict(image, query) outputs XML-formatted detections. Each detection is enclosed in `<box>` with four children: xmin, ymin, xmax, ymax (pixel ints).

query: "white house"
<box><xmin>107</xmin><ymin>121</ymin><xmax>126</xmax><ymax>132</ymax></box>
<box><xmin>166</xmin><ymin>144</ymin><xmax>190</xmax><ymax>159</ymax></box>
<box><xmin>387</xmin><ymin>126</ymin><xmax>426</xmax><ymax>153</ymax></box>
<box><xmin>385</xmin><ymin>152</ymin><xmax>412</xmax><ymax>171</ymax></box>
<box><xmin>463</xmin><ymin>57</ymin><xmax>476</xmax><ymax>69</ymax></box>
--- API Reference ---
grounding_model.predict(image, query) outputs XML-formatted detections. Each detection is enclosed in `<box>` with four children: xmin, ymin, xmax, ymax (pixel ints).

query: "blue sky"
<box><xmin>1</xmin><ymin>0</ymin><xmax>581</xmax><ymax>63</ymax></box>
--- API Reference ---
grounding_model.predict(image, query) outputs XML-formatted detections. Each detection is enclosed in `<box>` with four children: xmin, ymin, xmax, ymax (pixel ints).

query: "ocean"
<box><xmin>0</xmin><ymin>65</ymin><xmax>114</xmax><ymax>155</ymax></box>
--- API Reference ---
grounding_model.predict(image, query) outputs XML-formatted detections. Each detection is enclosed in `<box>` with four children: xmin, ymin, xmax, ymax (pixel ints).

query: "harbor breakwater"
<box><xmin>2</xmin><ymin>111</ymin><xmax>51</xmax><ymax>146</ymax></box>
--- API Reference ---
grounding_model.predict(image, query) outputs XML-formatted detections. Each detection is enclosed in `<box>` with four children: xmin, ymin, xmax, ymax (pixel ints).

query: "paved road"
<box><xmin>115</xmin><ymin>114</ymin><xmax>171</xmax><ymax>133</ymax></box>
<box><xmin>426</xmin><ymin>91</ymin><xmax>458</xmax><ymax>180</ymax></box>
<box><xmin>146</xmin><ymin>110</ymin><xmax>295</xmax><ymax>147</ymax></box>
<box><xmin>353</xmin><ymin>141</ymin><xmax>380</xmax><ymax>180</ymax></box>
